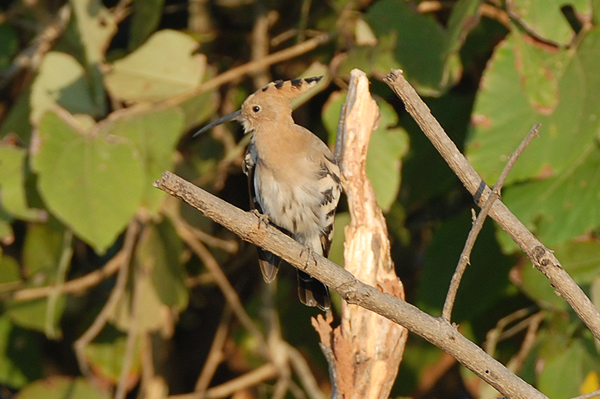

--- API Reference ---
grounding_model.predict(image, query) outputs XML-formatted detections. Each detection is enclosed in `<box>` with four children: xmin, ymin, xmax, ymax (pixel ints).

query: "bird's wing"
<box><xmin>243</xmin><ymin>142</ymin><xmax>282</xmax><ymax>283</ymax></box>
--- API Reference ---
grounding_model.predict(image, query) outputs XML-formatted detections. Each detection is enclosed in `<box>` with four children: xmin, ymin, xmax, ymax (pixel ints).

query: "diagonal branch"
<box><xmin>154</xmin><ymin>171</ymin><xmax>547</xmax><ymax>399</ymax></box>
<box><xmin>383</xmin><ymin>69</ymin><xmax>600</xmax><ymax>341</ymax></box>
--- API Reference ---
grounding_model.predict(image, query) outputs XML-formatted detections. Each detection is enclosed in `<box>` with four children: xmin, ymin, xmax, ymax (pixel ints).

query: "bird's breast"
<box><xmin>253</xmin><ymin>161</ymin><xmax>325</xmax><ymax>244</ymax></box>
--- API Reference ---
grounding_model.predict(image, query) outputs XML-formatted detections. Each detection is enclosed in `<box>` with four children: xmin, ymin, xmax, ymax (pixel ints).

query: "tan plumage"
<box><xmin>195</xmin><ymin>77</ymin><xmax>341</xmax><ymax>310</ymax></box>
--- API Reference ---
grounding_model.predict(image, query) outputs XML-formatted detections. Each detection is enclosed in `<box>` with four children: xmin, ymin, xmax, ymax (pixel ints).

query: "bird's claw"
<box><xmin>252</xmin><ymin>209</ymin><xmax>270</xmax><ymax>229</ymax></box>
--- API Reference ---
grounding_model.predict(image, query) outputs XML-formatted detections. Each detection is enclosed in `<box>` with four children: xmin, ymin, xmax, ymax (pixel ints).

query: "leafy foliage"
<box><xmin>0</xmin><ymin>0</ymin><xmax>599</xmax><ymax>398</ymax></box>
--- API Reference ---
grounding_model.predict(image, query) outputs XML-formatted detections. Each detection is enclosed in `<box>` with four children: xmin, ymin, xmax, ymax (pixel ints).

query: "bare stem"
<box><xmin>442</xmin><ymin>124</ymin><xmax>540</xmax><ymax>321</ymax></box>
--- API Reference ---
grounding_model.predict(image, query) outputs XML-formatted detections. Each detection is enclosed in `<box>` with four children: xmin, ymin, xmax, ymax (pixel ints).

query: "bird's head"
<box><xmin>193</xmin><ymin>76</ymin><xmax>323</xmax><ymax>137</ymax></box>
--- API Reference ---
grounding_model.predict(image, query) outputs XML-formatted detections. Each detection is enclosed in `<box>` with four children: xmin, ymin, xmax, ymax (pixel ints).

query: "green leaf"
<box><xmin>518</xmin><ymin>239</ymin><xmax>600</xmax><ymax>309</ymax></box>
<box><xmin>538</xmin><ymin>338</ymin><xmax>599</xmax><ymax>398</ymax></box>
<box><xmin>83</xmin><ymin>325</ymin><xmax>141</xmax><ymax>383</ymax></box>
<box><xmin>512</xmin><ymin>29</ymin><xmax>560</xmax><ymax>113</ymax></box>
<box><xmin>23</xmin><ymin>223</ymin><xmax>64</xmax><ymax>278</ymax></box>
<box><xmin>0</xmin><ymin>144</ymin><xmax>45</xmax><ymax>221</ymax></box>
<box><xmin>141</xmin><ymin>221</ymin><xmax>188</xmax><ymax>309</ymax></box>
<box><xmin>0</xmin><ymin>23</ymin><xmax>19</xmax><ymax>71</ymax></box>
<box><xmin>467</xmin><ymin>29</ymin><xmax>600</xmax><ymax>185</ymax></box>
<box><xmin>105</xmin><ymin>30</ymin><xmax>206</xmax><ymax>102</ymax></box>
<box><xmin>0</xmin><ymin>87</ymin><xmax>33</xmax><ymax>141</ymax></box>
<box><xmin>416</xmin><ymin>211</ymin><xmax>513</xmax><ymax>321</ymax></box>
<box><xmin>502</xmin><ymin>144</ymin><xmax>600</xmax><ymax>248</ymax></box>
<box><xmin>508</xmin><ymin>0</ymin><xmax>591</xmax><ymax>45</ymax></box>
<box><xmin>129</xmin><ymin>0</ymin><xmax>166</xmax><ymax>50</ymax></box>
<box><xmin>328</xmin><ymin>212</ymin><xmax>350</xmax><ymax>268</ymax></box>
<box><xmin>179</xmin><ymin>90</ymin><xmax>220</xmax><ymax>131</ymax></box>
<box><xmin>5</xmin><ymin>296</ymin><xmax>66</xmax><ymax>337</ymax></box>
<box><xmin>101</xmin><ymin>106</ymin><xmax>184</xmax><ymax>213</ymax></box>
<box><xmin>30</xmin><ymin>52</ymin><xmax>102</xmax><ymax>124</ymax></box>
<box><xmin>17</xmin><ymin>376</ymin><xmax>111</xmax><ymax>399</ymax></box>
<box><xmin>518</xmin><ymin>261</ymin><xmax>568</xmax><ymax>311</ymax></box>
<box><xmin>0</xmin><ymin>315</ymin><xmax>42</xmax><ymax>389</ymax></box>
<box><xmin>31</xmin><ymin>110</ymin><xmax>144</xmax><ymax>253</ymax></box>
<box><xmin>364</xmin><ymin>0</ymin><xmax>448</xmax><ymax>95</ymax></box>
<box><xmin>322</xmin><ymin>92</ymin><xmax>408</xmax><ymax>211</ymax></box>
<box><xmin>446</xmin><ymin>0</ymin><xmax>484</xmax><ymax>57</ymax></box>
<box><xmin>0</xmin><ymin>254</ymin><xmax>21</xmax><ymax>284</ymax></box>
<box><xmin>367</xmin><ymin>98</ymin><xmax>409</xmax><ymax>211</ymax></box>
<box><xmin>69</xmin><ymin>0</ymin><xmax>116</xmax><ymax>65</ymax></box>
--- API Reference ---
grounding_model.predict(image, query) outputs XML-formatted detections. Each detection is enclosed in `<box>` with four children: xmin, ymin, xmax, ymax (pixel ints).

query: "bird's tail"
<box><xmin>297</xmin><ymin>270</ymin><xmax>331</xmax><ymax>311</ymax></box>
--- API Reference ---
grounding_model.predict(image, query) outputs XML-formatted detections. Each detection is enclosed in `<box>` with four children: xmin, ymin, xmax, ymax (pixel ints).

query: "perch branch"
<box><xmin>154</xmin><ymin>171</ymin><xmax>546</xmax><ymax>399</ymax></box>
<box><xmin>442</xmin><ymin>124</ymin><xmax>540</xmax><ymax>321</ymax></box>
<box><xmin>383</xmin><ymin>69</ymin><xmax>600</xmax><ymax>341</ymax></box>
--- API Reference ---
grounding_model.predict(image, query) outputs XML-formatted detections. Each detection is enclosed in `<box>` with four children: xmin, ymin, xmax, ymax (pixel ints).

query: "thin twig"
<box><xmin>154</xmin><ymin>171</ymin><xmax>548</xmax><ymax>399</ymax></box>
<box><xmin>162</xmin><ymin>32</ymin><xmax>334</xmax><ymax>108</ymax></box>
<box><xmin>74</xmin><ymin>220</ymin><xmax>140</xmax><ymax>377</ymax></box>
<box><xmin>171</xmin><ymin>216</ymin><xmax>268</xmax><ymax>352</ymax></box>
<box><xmin>114</xmin><ymin>258</ymin><xmax>143</xmax><ymax>399</ymax></box>
<box><xmin>8</xmin><ymin>249</ymin><xmax>126</xmax><ymax>302</ymax></box>
<box><xmin>442</xmin><ymin>124</ymin><xmax>540</xmax><ymax>321</ymax></box>
<box><xmin>384</xmin><ymin>69</ymin><xmax>600</xmax><ymax>341</ymax></box>
<box><xmin>0</xmin><ymin>3</ymin><xmax>71</xmax><ymax>89</ymax></box>
<box><xmin>194</xmin><ymin>306</ymin><xmax>232</xmax><ymax>394</ymax></box>
<box><xmin>181</xmin><ymin>220</ymin><xmax>238</xmax><ymax>253</ymax></box>
<box><xmin>484</xmin><ymin>307</ymin><xmax>536</xmax><ymax>355</ymax></box>
<box><xmin>45</xmin><ymin>230</ymin><xmax>73</xmax><ymax>338</ymax></box>
<box><xmin>285</xmin><ymin>343</ymin><xmax>327</xmax><ymax>399</ymax></box>
<box><xmin>168</xmin><ymin>363</ymin><xmax>279</xmax><ymax>399</ymax></box>
<box><xmin>506</xmin><ymin>312</ymin><xmax>544</xmax><ymax>373</ymax></box>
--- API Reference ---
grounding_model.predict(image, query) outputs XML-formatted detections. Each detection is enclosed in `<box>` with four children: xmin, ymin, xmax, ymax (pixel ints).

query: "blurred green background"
<box><xmin>1</xmin><ymin>0</ymin><xmax>600</xmax><ymax>398</ymax></box>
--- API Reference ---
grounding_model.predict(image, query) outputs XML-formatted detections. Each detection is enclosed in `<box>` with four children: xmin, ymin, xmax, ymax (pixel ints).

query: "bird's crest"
<box><xmin>255</xmin><ymin>76</ymin><xmax>323</xmax><ymax>101</ymax></box>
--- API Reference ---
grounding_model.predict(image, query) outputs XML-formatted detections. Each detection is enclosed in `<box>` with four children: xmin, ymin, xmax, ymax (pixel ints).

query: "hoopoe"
<box><xmin>195</xmin><ymin>76</ymin><xmax>341</xmax><ymax>310</ymax></box>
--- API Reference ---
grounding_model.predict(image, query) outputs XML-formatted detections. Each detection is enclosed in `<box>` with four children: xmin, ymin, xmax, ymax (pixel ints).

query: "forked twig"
<box><xmin>442</xmin><ymin>124</ymin><xmax>540</xmax><ymax>321</ymax></box>
<box><xmin>383</xmin><ymin>69</ymin><xmax>600</xmax><ymax>341</ymax></box>
<box><xmin>194</xmin><ymin>306</ymin><xmax>232</xmax><ymax>395</ymax></box>
<box><xmin>74</xmin><ymin>220</ymin><xmax>140</xmax><ymax>377</ymax></box>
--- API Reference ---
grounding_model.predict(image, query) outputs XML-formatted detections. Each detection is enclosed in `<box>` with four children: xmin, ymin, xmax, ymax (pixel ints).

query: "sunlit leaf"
<box><xmin>508</xmin><ymin>0</ymin><xmax>591</xmax><ymax>45</ymax></box>
<box><xmin>0</xmin><ymin>144</ymin><xmax>45</xmax><ymax>221</ymax></box>
<box><xmin>467</xmin><ymin>29</ymin><xmax>599</xmax><ymax>185</ymax></box>
<box><xmin>502</xmin><ymin>144</ymin><xmax>600</xmax><ymax>248</ymax></box>
<box><xmin>30</xmin><ymin>52</ymin><xmax>101</xmax><ymax>124</ymax></box>
<box><xmin>100</xmin><ymin>106</ymin><xmax>184</xmax><ymax>213</ymax></box>
<box><xmin>31</xmin><ymin>109</ymin><xmax>144</xmax><ymax>253</ymax></box>
<box><xmin>105</xmin><ymin>30</ymin><xmax>205</xmax><ymax>102</ymax></box>
<box><xmin>538</xmin><ymin>338</ymin><xmax>599</xmax><ymax>398</ymax></box>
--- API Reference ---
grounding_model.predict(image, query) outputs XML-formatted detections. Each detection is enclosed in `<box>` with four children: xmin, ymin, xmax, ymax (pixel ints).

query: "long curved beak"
<box><xmin>193</xmin><ymin>109</ymin><xmax>242</xmax><ymax>137</ymax></box>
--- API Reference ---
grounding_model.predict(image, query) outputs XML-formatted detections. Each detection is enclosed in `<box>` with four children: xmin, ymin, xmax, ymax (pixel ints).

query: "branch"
<box><xmin>154</xmin><ymin>171</ymin><xmax>547</xmax><ymax>399</ymax></box>
<box><xmin>383</xmin><ymin>69</ymin><xmax>600</xmax><ymax>341</ymax></box>
<box><xmin>162</xmin><ymin>32</ymin><xmax>333</xmax><ymax>108</ymax></box>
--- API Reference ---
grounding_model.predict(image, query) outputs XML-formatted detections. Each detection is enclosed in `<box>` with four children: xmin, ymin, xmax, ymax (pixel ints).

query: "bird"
<box><xmin>194</xmin><ymin>76</ymin><xmax>341</xmax><ymax>311</ymax></box>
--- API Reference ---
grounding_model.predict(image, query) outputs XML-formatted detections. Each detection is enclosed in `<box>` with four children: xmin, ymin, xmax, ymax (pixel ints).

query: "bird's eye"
<box><xmin>252</xmin><ymin>106</ymin><xmax>261</xmax><ymax>113</ymax></box>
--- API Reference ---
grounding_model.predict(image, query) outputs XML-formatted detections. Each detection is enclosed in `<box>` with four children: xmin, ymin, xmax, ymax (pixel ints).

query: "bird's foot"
<box><xmin>300</xmin><ymin>246</ymin><xmax>317</xmax><ymax>270</ymax></box>
<box><xmin>251</xmin><ymin>209</ymin><xmax>270</xmax><ymax>230</ymax></box>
